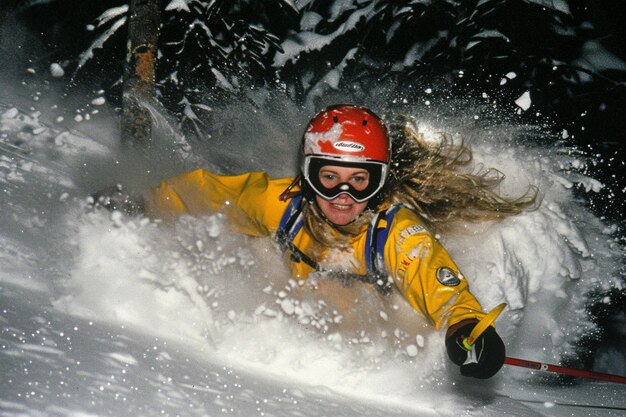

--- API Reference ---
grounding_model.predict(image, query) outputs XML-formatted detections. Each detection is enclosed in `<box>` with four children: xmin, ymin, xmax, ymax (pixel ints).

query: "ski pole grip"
<box><xmin>465</xmin><ymin>303</ymin><xmax>507</xmax><ymax>347</ymax></box>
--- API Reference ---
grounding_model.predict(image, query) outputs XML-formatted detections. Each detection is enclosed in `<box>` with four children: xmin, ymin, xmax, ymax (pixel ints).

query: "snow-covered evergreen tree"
<box><xmin>16</xmin><ymin>0</ymin><xmax>299</xmax><ymax>137</ymax></box>
<box><xmin>278</xmin><ymin>0</ymin><xmax>625</xmax><ymax>115</ymax></box>
<box><xmin>15</xmin><ymin>0</ymin><xmax>625</xmax><ymax>142</ymax></box>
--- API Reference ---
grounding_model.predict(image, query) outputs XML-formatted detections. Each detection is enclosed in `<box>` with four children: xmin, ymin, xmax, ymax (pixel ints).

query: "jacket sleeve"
<box><xmin>145</xmin><ymin>169</ymin><xmax>291</xmax><ymax>236</ymax></box>
<box><xmin>384</xmin><ymin>208</ymin><xmax>486</xmax><ymax>329</ymax></box>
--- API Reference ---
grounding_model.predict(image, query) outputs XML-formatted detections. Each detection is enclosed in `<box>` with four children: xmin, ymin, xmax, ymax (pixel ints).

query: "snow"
<box><xmin>529</xmin><ymin>0</ymin><xmax>571</xmax><ymax>15</ymax></box>
<box><xmin>50</xmin><ymin>63</ymin><xmax>65</xmax><ymax>78</ymax></box>
<box><xmin>304</xmin><ymin>122</ymin><xmax>343</xmax><ymax>153</ymax></box>
<box><xmin>402</xmin><ymin>39</ymin><xmax>439</xmax><ymax>68</ymax></box>
<box><xmin>478</xmin><ymin>0</ymin><xmax>570</xmax><ymax>14</ymax></box>
<box><xmin>300</xmin><ymin>11</ymin><xmax>323</xmax><ymax>31</ymax></box>
<box><xmin>1</xmin><ymin>85</ymin><xmax>626</xmax><ymax>417</ymax></box>
<box><xmin>165</xmin><ymin>0</ymin><xmax>191</xmax><ymax>13</ymax></box>
<box><xmin>501</xmin><ymin>71</ymin><xmax>517</xmax><ymax>85</ymax></box>
<box><xmin>515</xmin><ymin>91</ymin><xmax>532</xmax><ymax>111</ymax></box>
<box><xmin>77</xmin><ymin>16</ymin><xmax>127</xmax><ymax>73</ymax></box>
<box><xmin>304</xmin><ymin>47</ymin><xmax>357</xmax><ymax>106</ymax></box>
<box><xmin>211</xmin><ymin>68</ymin><xmax>235</xmax><ymax>91</ymax></box>
<box><xmin>274</xmin><ymin>2</ymin><xmax>375</xmax><ymax>67</ymax></box>
<box><xmin>573</xmin><ymin>40</ymin><xmax>626</xmax><ymax>82</ymax></box>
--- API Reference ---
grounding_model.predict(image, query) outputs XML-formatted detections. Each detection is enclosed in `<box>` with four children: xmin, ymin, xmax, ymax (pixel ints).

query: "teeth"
<box><xmin>332</xmin><ymin>204</ymin><xmax>350</xmax><ymax>209</ymax></box>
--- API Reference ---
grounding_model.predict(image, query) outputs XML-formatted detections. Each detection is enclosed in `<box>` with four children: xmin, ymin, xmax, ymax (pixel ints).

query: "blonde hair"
<box><xmin>381</xmin><ymin>116</ymin><xmax>538</xmax><ymax>229</ymax></box>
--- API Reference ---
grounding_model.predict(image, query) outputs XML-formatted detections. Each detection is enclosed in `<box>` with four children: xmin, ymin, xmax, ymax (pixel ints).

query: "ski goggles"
<box><xmin>303</xmin><ymin>156</ymin><xmax>388</xmax><ymax>203</ymax></box>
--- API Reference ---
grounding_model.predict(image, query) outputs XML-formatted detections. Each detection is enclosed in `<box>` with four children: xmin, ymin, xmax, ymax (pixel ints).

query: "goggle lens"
<box><xmin>304</xmin><ymin>157</ymin><xmax>387</xmax><ymax>203</ymax></box>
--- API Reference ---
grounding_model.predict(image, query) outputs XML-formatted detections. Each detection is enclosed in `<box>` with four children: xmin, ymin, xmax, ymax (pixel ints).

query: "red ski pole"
<box><xmin>462</xmin><ymin>304</ymin><xmax>626</xmax><ymax>384</ymax></box>
<box><xmin>504</xmin><ymin>356</ymin><xmax>626</xmax><ymax>384</ymax></box>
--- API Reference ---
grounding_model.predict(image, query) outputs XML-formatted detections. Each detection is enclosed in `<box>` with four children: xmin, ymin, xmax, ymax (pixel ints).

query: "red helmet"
<box><xmin>303</xmin><ymin>105</ymin><xmax>390</xmax><ymax>163</ymax></box>
<box><xmin>302</xmin><ymin>105</ymin><xmax>391</xmax><ymax>202</ymax></box>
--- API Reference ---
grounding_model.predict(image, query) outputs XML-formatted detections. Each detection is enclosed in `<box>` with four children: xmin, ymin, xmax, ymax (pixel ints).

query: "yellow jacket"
<box><xmin>147</xmin><ymin>169</ymin><xmax>486</xmax><ymax>329</ymax></box>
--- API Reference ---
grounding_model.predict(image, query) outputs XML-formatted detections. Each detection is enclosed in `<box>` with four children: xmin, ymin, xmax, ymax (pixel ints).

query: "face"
<box><xmin>314</xmin><ymin>165</ymin><xmax>370</xmax><ymax>225</ymax></box>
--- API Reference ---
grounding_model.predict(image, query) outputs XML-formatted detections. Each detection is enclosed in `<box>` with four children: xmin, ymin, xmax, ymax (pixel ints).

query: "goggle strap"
<box><xmin>278</xmin><ymin>174</ymin><xmax>302</xmax><ymax>201</ymax></box>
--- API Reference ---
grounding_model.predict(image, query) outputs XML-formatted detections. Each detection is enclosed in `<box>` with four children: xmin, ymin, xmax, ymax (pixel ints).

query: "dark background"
<box><xmin>2</xmin><ymin>1</ymin><xmax>624</xmax><ymax>218</ymax></box>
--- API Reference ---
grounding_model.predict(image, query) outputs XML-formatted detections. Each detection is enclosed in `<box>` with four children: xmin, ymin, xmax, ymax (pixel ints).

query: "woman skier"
<box><xmin>95</xmin><ymin>104</ymin><xmax>536</xmax><ymax>379</ymax></box>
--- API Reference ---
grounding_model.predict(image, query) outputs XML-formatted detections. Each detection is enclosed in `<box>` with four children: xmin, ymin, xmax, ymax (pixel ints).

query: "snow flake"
<box><xmin>91</xmin><ymin>97</ymin><xmax>106</xmax><ymax>106</ymax></box>
<box><xmin>50</xmin><ymin>63</ymin><xmax>65</xmax><ymax>78</ymax></box>
<box><xmin>280</xmin><ymin>299</ymin><xmax>295</xmax><ymax>315</ymax></box>
<box><xmin>515</xmin><ymin>91</ymin><xmax>532</xmax><ymax>111</ymax></box>
<box><xmin>406</xmin><ymin>345</ymin><xmax>418</xmax><ymax>357</ymax></box>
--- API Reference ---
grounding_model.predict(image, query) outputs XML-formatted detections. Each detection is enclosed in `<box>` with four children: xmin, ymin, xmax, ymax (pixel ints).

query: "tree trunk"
<box><xmin>121</xmin><ymin>0</ymin><xmax>160</xmax><ymax>145</ymax></box>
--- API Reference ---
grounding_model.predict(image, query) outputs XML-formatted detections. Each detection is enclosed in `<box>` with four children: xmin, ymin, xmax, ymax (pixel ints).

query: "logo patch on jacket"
<box><xmin>436</xmin><ymin>267</ymin><xmax>461</xmax><ymax>286</ymax></box>
<box><xmin>399</xmin><ymin>225</ymin><xmax>426</xmax><ymax>242</ymax></box>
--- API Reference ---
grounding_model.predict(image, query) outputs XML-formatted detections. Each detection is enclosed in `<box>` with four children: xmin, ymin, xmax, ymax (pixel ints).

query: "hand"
<box><xmin>88</xmin><ymin>184</ymin><xmax>145</xmax><ymax>216</ymax></box>
<box><xmin>446</xmin><ymin>319</ymin><xmax>505</xmax><ymax>379</ymax></box>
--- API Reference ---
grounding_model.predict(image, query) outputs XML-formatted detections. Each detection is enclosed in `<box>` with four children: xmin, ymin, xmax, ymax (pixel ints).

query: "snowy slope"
<box><xmin>1</xmin><ymin>97</ymin><xmax>625</xmax><ymax>417</ymax></box>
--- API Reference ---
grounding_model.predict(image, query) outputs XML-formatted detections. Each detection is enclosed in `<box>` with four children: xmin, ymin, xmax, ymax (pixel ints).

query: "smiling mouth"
<box><xmin>331</xmin><ymin>203</ymin><xmax>352</xmax><ymax>210</ymax></box>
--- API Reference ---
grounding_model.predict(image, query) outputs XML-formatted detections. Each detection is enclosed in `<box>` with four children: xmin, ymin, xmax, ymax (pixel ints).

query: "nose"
<box><xmin>333</xmin><ymin>193</ymin><xmax>355</xmax><ymax>203</ymax></box>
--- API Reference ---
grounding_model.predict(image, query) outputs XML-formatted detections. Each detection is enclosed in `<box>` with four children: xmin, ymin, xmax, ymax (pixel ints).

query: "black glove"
<box><xmin>88</xmin><ymin>184</ymin><xmax>145</xmax><ymax>216</ymax></box>
<box><xmin>446</xmin><ymin>319</ymin><xmax>505</xmax><ymax>379</ymax></box>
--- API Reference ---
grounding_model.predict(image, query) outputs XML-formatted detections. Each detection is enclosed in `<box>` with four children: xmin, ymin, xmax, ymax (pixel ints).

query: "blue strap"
<box><xmin>364</xmin><ymin>213</ymin><xmax>379</xmax><ymax>273</ymax></box>
<box><xmin>276</xmin><ymin>195</ymin><xmax>319</xmax><ymax>270</ymax></box>
<box><xmin>277</xmin><ymin>195</ymin><xmax>304</xmax><ymax>244</ymax></box>
<box><xmin>365</xmin><ymin>204</ymin><xmax>402</xmax><ymax>276</ymax></box>
<box><xmin>277</xmin><ymin>197</ymin><xmax>401</xmax><ymax>279</ymax></box>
